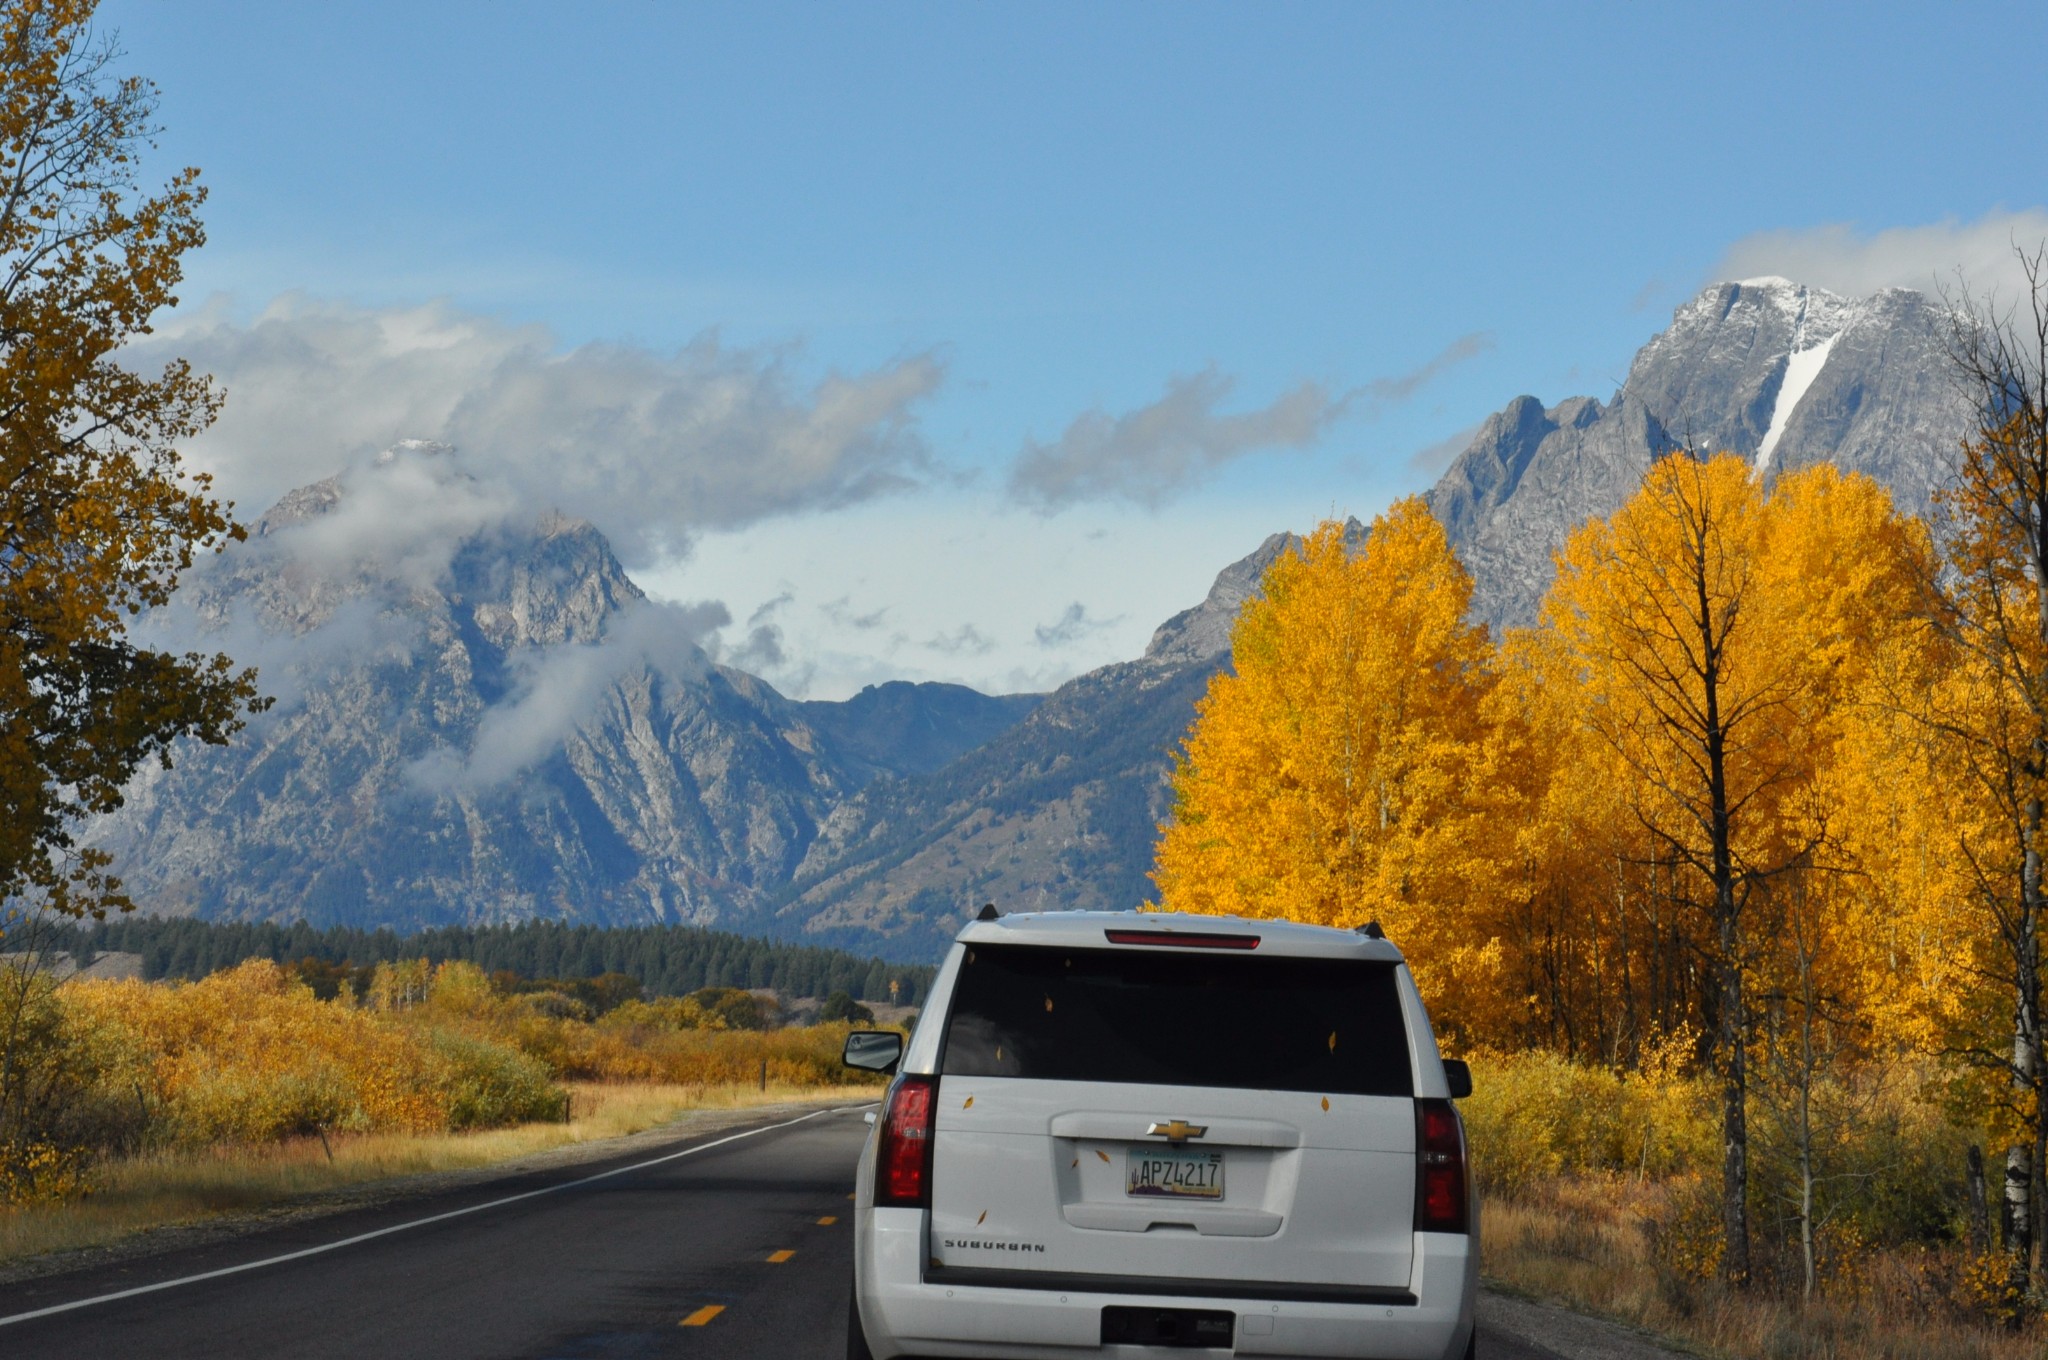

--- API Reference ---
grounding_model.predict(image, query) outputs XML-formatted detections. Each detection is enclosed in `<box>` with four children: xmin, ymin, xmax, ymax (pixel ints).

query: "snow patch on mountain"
<box><xmin>1755</xmin><ymin>333</ymin><xmax>1840</xmax><ymax>477</ymax></box>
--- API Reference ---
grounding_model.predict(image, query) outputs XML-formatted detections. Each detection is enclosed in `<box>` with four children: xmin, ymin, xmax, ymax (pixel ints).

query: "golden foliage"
<box><xmin>2</xmin><ymin>958</ymin><xmax>888</xmax><ymax>1208</ymax></box>
<box><xmin>1460</xmin><ymin>1037</ymin><xmax>1715</xmax><ymax>1196</ymax></box>
<box><xmin>1482</xmin><ymin>460</ymin><xmax>1931</xmax><ymax>1061</ymax></box>
<box><xmin>62</xmin><ymin>960</ymin><xmax>557</xmax><ymax>1143</ymax></box>
<box><xmin>1151</xmin><ymin>501</ymin><xmax>1510</xmax><ymax>1015</ymax></box>
<box><xmin>1147</xmin><ymin>454</ymin><xmax>2015</xmax><ymax>1301</ymax></box>
<box><xmin>0</xmin><ymin>0</ymin><xmax>263</xmax><ymax>922</ymax></box>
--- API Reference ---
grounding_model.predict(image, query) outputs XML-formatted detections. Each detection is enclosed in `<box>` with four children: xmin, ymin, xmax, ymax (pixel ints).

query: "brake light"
<box><xmin>1414</xmin><ymin>1098</ymin><xmax>1469</xmax><ymax>1233</ymax></box>
<box><xmin>876</xmin><ymin>1075</ymin><xmax>937</xmax><ymax>1207</ymax></box>
<box><xmin>1102</xmin><ymin>929</ymin><xmax>1261</xmax><ymax>950</ymax></box>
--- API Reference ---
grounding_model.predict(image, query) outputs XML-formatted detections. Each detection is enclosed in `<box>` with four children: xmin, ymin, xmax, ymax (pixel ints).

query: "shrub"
<box><xmin>427</xmin><ymin>1031</ymin><xmax>566</xmax><ymax>1129</ymax></box>
<box><xmin>4</xmin><ymin>956</ymin><xmax>890</xmax><ymax>1209</ymax></box>
<box><xmin>59</xmin><ymin>961</ymin><xmax>550</xmax><ymax>1145</ymax></box>
<box><xmin>820</xmin><ymin>990</ymin><xmax>875</xmax><ymax>1024</ymax></box>
<box><xmin>689</xmin><ymin>987</ymin><xmax>767</xmax><ymax>1030</ymax></box>
<box><xmin>1463</xmin><ymin>1041</ymin><xmax>1716</xmax><ymax>1197</ymax></box>
<box><xmin>0</xmin><ymin>1137</ymin><xmax>91</xmax><ymax>1208</ymax></box>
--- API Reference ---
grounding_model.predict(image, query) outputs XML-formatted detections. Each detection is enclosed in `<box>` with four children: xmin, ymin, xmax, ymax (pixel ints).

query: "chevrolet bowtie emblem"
<box><xmin>1146</xmin><ymin>1119</ymin><xmax>1208</xmax><ymax>1144</ymax></box>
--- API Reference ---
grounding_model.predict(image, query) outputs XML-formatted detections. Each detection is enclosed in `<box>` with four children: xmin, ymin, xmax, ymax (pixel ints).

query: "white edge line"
<box><xmin>0</xmin><ymin>1104</ymin><xmax>875</xmax><ymax>1329</ymax></box>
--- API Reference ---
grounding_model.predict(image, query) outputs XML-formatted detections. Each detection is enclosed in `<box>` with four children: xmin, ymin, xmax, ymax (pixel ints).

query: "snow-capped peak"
<box><xmin>375</xmin><ymin>438</ymin><xmax>456</xmax><ymax>465</ymax></box>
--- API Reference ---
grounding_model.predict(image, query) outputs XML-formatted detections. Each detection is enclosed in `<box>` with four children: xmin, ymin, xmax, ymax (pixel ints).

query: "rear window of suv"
<box><xmin>938</xmin><ymin>943</ymin><xmax>1414</xmax><ymax>1096</ymax></box>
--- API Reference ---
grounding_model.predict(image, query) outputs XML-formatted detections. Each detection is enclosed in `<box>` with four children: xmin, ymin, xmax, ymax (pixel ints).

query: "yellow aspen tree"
<box><xmin>1903</xmin><ymin>250</ymin><xmax>2048</xmax><ymax>1317</ymax></box>
<box><xmin>1490</xmin><ymin>625</ymin><xmax>1685</xmax><ymax>1060</ymax></box>
<box><xmin>1542</xmin><ymin>455</ymin><xmax>1923</xmax><ymax>1287</ymax></box>
<box><xmin>1746</xmin><ymin>465</ymin><xmax>1933</xmax><ymax>1301</ymax></box>
<box><xmin>1150</xmin><ymin>502</ymin><xmax>1506</xmax><ymax>1025</ymax></box>
<box><xmin>1752</xmin><ymin>467</ymin><xmax>1937</xmax><ymax>1055</ymax></box>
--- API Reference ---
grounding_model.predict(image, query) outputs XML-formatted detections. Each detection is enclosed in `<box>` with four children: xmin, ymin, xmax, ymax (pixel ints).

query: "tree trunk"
<box><xmin>1971</xmin><ymin>1144</ymin><xmax>1992</xmax><ymax>1256</ymax></box>
<box><xmin>1700</xmin><ymin>578</ymin><xmax>1749</xmax><ymax>1290</ymax></box>
<box><xmin>1795</xmin><ymin>888</ymin><xmax>1818</xmax><ymax>1303</ymax></box>
<box><xmin>2002</xmin><ymin>811</ymin><xmax>2041</xmax><ymax>1321</ymax></box>
<box><xmin>1718</xmin><ymin>902</ymin><xmax>1750</xmax><ymax>1287</ymax></box>
<box><xmin>2005</xmin><ymin>819</ymin><xmax>2043</xmax><ymax>1318</ymax></box>
<box><xmin>1799</xmin><ymin>1132</ymin><xmax>1815</xmax><ymax>1303</ymax></box>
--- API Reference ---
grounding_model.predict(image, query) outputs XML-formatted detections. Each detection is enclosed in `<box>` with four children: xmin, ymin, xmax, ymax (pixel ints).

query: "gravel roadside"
<box><xmin>1480</xmin><ymin>1284</ymin><xmax>1701</xmax><ymax>1359</ymax></box>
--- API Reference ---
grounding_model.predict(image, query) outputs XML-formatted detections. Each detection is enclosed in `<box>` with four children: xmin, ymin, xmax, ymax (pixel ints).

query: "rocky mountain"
<box><xmin>772</xmin><ymin>520</ymin><xmax>1373</xmax><ymax>957</ymax></box>
<box><xmin>796</xmin><ymin>682</ymin><xmax>1041</xmax><ymax>784</ymax></box>
<box><xmin>1431</xmin><ymin>279</ymin><xmax>1969</xmax><ymax>626</ymax></box>
<box><xmin>770</xmin><ymin>279</ymin><xmax>1979</xmax><ymax>956</ymax></box>
<box><xmin>88</xmin><ymin>447</ymin><xmax>1038</xmax><ymax>932</ymax></box>
<box><xmin>90</xmin><ymin>279</ymin><xmax>1979</xmax><ymax>962</ymax></box>
<box><xmin>774</xmin><ymin>656</ymin><xmax>1224</xmax><ymax>959</ymax></box>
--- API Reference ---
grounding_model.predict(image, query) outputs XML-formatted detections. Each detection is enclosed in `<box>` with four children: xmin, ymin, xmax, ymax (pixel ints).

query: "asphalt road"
<box><xmin>0</xmin><ymin>1105</ymin><xmax>1571</xmax><ymax>1359</ymax></box>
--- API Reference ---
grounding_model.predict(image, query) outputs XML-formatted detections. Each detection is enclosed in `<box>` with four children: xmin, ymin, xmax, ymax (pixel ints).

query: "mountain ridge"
<box><xmin>88</xmin><ymin>277</ymin><xmax>1979</xmax><ymax>960</ymax></box>
<box><xmin>89</xmin><ymin>454</ymin><xmax>1039</xmax><ymax>943</ymax></box>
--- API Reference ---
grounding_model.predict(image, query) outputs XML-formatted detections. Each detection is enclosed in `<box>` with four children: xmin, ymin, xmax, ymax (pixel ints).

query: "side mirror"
<box><xmin>843</xmin><ymin>1030</ymin><xmax>904</xmax><ymax>1075</ymax></box>
<box><xmin>1442</xmin><ymin>1059</ymin><xmax>1473</xmax><ymax>1100</ymax></box>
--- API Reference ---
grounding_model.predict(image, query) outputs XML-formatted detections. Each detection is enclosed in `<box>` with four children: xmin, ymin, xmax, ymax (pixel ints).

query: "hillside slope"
<box><xmin>88</xmin><ymin>447</ymin><xmax>1038</xmax><ymax>933</ymax></box>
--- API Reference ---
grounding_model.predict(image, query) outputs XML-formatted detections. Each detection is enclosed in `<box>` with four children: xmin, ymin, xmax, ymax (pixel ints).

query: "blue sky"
<box><xmin>104</xmin><ymin>1</ymin><xmax>2048</xmax><ymax>697</ymax></box>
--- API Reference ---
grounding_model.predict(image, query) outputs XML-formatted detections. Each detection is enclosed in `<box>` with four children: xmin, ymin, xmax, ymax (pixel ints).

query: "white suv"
<box><xmin>842</xmin><ymin>909</ymin><xmax>1478</xmax><ymax>1359</ymax></box>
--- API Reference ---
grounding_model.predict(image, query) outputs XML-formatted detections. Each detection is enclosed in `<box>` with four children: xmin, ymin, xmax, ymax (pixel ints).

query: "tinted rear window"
<box><xmin>939</xmin><ymin>943</ymin><xmax>1413</xmax><ymax>1096</ymax></box>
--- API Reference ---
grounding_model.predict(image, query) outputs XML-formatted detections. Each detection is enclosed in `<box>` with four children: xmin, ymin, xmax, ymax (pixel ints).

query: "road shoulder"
<box><xmin>1480</xmin><ymin>1284</ymin><xmax>1701</xmax><ymax>1359</ymax></box>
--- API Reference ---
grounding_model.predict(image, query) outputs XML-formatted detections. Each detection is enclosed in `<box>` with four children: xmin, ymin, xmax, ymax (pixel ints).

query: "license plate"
<box><xmin>1126</xmin><ymin>1147</ymin><xmax>1224</xmax><ymax>1199</ymax></box>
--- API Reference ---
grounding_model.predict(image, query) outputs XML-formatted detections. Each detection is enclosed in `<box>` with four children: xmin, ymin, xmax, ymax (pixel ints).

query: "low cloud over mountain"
<box><xmin>1714</xmin><ymin>208</ymin><xmax>2048</xmax><ymax>302</ymax></box>
<box><xmin>125</xmin><ymin>296</ymin><xmax>945</xmax><ymax>570</ymax></box>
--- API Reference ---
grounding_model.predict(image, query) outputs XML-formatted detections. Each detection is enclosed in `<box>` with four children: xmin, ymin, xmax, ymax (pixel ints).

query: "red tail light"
<box><xmin>876</xmin><ymin>1075</ymin><xmax>937</xmax><ymax>1208</ymax></box>
<box><xmin>1102</xmin><ymin>929</ymin><xmax>1260</xmax><ymax>950</ymax></box>
<box><xmin>1415</xmin><ymin>1098</ymin><xmax>1469</xmax><ymax>1233</ymax></box>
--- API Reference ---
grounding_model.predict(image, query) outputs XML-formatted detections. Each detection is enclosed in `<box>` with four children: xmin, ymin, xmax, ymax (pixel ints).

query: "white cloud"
<box><xmin>645</xmin><ymin>489</ymin><xmax>1316</xmax><ymax>700</ymax></box>
<box><xmin>719</xmin><ymin>622</ymin><xmax>790</xmax><ymax>676</ymax></box>
<box><xmin>1365</xmin><ymin>333</ymin><xmax>1494</xmax><ymax>403</ymax></box>
<box><xmin>821</xmin><ymin>596</ymin><xmax>890</xmax><ymax>630</ymax></box>
<box><xmin>1033</xmin><ymin>602</ymin><xmax>1120</xmax><ymax>649</ymax></box>
<box><xmin>406</xmin><ymin>598</ymin><xmax>726</xmax><ymax>792</ymax></box>
<box><xmin>127</xmin><ymin>294</ymin><xmax>944</xmax><ymax>569</ymax></box>
<box><xmin>138</xmin><ymin>592</ymin><xmax>423</xmax><ymax>724</ymax></box>
<box><xmin>1008</xmin><ymin>369</ymin><xmax>1346</xmax><ymax>510</ymax></box>
<box><xmin>1713</xmin><ymin>209</ymin><xmax>2048</xmax><ymax>301</ymax></box>
<box><xmin>1005</xmin><ymin>333</ymin><xmax>1494</xmax><ymax>511</ymax></box>
<box><xmin>746</xmin><ymin>590</ymin><xmax>795</xmax><ymax>629</ymax></box>
<box><xmin>1407</xmin><ymin>423</ymin><xmax>1482</xmax><ymax>475</ymax></box>
<box><xmin>266</xmin><ymin>441</ymin><xmax>519</xmax><ymax>590</ymax></box>
<box><xmin>925</xmin><ymin>623</ymin><xmax>997</xmax><ymax>656</ymax></box>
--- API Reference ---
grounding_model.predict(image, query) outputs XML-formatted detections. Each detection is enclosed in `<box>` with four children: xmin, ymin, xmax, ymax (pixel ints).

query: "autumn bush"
<box><xmin>0</xmin><ymin>957</ymin><xmax>886</xmax><ymax>1208</ymax></box>
<box><xmin>58</xmin><ymin>960</ymin><xmax>561</xmax><ymax>1146</ymax></box>
<box><xmin>403</xmin><ymin>960</ymin><xmax>883</xmax><ymax>1087</ymax></box>
<box><xmin>1461</xmin><ymin>1034</ymin><xmax>1715</xmax><ymax>1197</ymax></box>
<box><xmin>1468</xmin><ymin>1047</ymin><xmax>2002</xmax><ymax>1352</ymax></box>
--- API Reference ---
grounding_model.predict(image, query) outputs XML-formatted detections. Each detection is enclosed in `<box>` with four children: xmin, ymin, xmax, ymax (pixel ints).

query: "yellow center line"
<box><xmin>817</xmin><ymin>1215</ymin><xmax>839</xmax><ymax>1226</ymax></box>
<box><xmin>767</xmin><ymin>1249</ymin><xmax>796</xmax><ymax>1263</ymax></box>
<box><xmin>679</xmin><ymin>1305</ymin><xmax>725</xmax><ymax>1327</ymax></box>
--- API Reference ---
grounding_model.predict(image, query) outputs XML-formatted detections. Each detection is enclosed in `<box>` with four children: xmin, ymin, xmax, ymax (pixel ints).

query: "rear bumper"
<box><xmin>857</xmin><ymin>1209</ymin><xmax>1477</xmax><ymax>1360</ymax></box>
